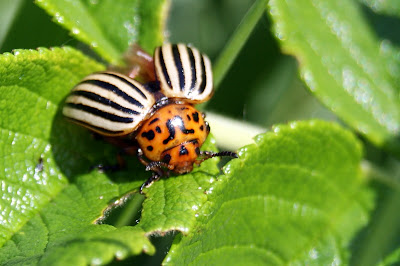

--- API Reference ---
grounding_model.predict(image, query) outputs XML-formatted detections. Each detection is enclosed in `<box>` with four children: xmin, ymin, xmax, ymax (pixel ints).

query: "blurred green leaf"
<box><xmin>380</xmin><ymin>40</ymin><xmax>400</xmax><ymax>87</ymax></box>
<box><xmin>268</xmin><ymin>0</ymin><xmax>400</xmax><ymax>153</ymax></box>
<box><xmin>165</xmin><ymin>121</ymin><xmax>374</xmax><ymax>265</ymax></box>
<box><xmin>379</xmin><ymin>246</ymin><xmax>400</xmax><ymax>266</ymax></box>
<box><xmin>360</xmin><ymin>0</ymin><xmax>400</xmax><ymax>17</ymax></box>
<box><xmin>0</xmin><ymin>0</ymin><xmax>24</xmax><ymax>49</ymax></box>
<box><xmin>0</xmin><ymin>0</ymin><xmax>73</xmax><ymax>53</ymax></box>
<box><xmin>35</xmin><ymin>0</ymin><xmax>168</xmax><ymax>64</ymax></box>
<box><xmin>213</xmin><ymin>0</ymin><xmax>267</xmax><ymax>89</ymax></box>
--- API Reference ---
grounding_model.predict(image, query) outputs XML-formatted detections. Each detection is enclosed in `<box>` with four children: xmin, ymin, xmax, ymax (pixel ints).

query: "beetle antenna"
<box><xmin>197</xmin><ymin>151</ymin><xmax>238</xmax><ymax>164</ymax></box>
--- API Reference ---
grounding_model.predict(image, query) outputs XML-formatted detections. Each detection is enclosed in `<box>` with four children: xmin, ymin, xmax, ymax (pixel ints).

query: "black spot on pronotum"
<box><xmin>149</xmin><ymin>118</ymin><xmax>159</xmax><ymax>125</ymax></box>
<box><xmin>163</xmin><ymin>154</ymin><xmax>172</xmax><ymax>164</ymax></box>
<box><xmin>192</xmin><ymin>112</ymin><xmax>199</xmax><ymax>122</ymax></box>
<box><xmin>163</xmin><ymin>119</ymin><xmax>176</xmax><ymax>144</ymax></box>
<box><xmin>179</xmin><ymin>145</ymin><xmax>189</xmax><ymax>156</ymax></box>
<box><xmin>147</xmin><ymin>146</ymin><xmax>153</xmax><ymax>151</ymax></box>
<box><xmin>200</xmin><ymin>125</ymin><xmax>204</xmax><ymax>131</ymax></box>
<box><xmin>182</xmin><ymin>129</ymin><xmax>195</xmax><ymax>134</ymax></box>
<box><xmin>141</xmin><ymin>130</ymin><xmax>155</xmax><ymax>140</ymax></box>
<box><xmin>172</xmin><ymin>115</ymin><xmax>195</xmax><ymax>135</ymax></box>
<box><xmin>195</xmin><ymin>147</ymin><xmax>200</xmax><ymax>155</ymax></box>
<box><xmin>156</xmin><ymin>126</ymin><xmax>162</xmax><ymax>133</ymax></box>
<box><xmin>187</xmin><ymin>114</ymin><xmax>191</xmax><ymax>121</ymax></box>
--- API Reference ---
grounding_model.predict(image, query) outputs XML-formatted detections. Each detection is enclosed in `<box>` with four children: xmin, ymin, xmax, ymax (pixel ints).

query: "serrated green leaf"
<box><xmin>268</xmin><ymin>0</ymin><xmax>400</xmax><ymax>152</ymax></box>
<box><xmin>139</xmin><ymin>137</ymin><xmax>221</xmax><ymax>234</ymax></box>
<box><xmin>0</xmin><ymin>46</ymin><xmax>227</xmax><ymax>264</ymax></box>
<box><xmin>0</xmin><ymin>47</ymin><xmax>157</xmax><ymax>264</ymax></box>
<box><xmin>359</xmin><ymin>0</ymin><xmax>400</xmax><ymax>17</ymax></box>
<box><xmin>165</xmin><ymin>121</ymin><xmax>374</xmax><ymax>265</ymax></box>
<box><xmin>35</xmin><ymin>0</ymin><xmax>168</xmax><ymax>64</ymax></box>
<box><xmin>0</xmin><ymin>173</ymin><xmax>154</xmax><ymax>265</ymax></box>
<box><xmin>0</xmin><ymin>47</ymin><xmax>103</xmax><ymax>246</ymax></box>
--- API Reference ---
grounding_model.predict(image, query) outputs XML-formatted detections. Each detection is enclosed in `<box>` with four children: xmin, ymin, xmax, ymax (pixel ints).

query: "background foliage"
<box><xmin>1</xmin><ymin>0</ymin><xmax>400</xmax><ymax>265</ymax></box>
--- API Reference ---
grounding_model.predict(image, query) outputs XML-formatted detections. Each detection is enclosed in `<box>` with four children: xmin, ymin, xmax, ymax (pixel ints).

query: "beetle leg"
<box><xmin>140</xmin><ymin>172</ymin><xmax>161</xmax><ymax>194</ymax></box>
<box><xmin>109</xmin><ymin>44</ymin><xmax>155</xmax><ymax>82</ymax></box>
<box><xmin>91</xmin><ymin>146</ymin><xmax>140</xmax><ymax>173</ymax></box>
<box><xmin>137</xmin><ymin>148</ymin><xmax>149</xmax><ymax>166</ymax></box>
<box><xmin>145</xmin><ymin>161</ymin><xmax>173</xmax><ymax>173</ymax></box>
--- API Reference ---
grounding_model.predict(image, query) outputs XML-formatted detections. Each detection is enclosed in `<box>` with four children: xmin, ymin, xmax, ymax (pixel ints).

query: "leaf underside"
<box><xmin>35</xmin><ymin>0</ymin><xmax>168</xmax><ymax>64</ymax></box>
<box><xmin>268</xmin><ymin>0</ymin><xmax>400</xmax><ymax>151</ymax></box>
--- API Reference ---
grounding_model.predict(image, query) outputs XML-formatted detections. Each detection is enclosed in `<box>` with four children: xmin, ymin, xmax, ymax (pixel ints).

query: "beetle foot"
<box><xmin>140</xmin><ymin>173</ymin><xmax>161</xmax><ymax>194</ymax></box>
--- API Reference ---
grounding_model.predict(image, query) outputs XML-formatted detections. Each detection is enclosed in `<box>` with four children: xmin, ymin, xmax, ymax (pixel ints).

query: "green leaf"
<box><xmin>0</xmin><ymin>47</ymin><xmax>103</xmax><ymax>246</ymax></box>
<box><xmin>359</xmin><ymin>0</ymin><xmax>400</xmax><ymax>17</ymax></box>
<box><xmin>139</xmin><ymin>137</ymin><xmax>221</xmax><ymax>234</ymax></box>
<box><xmin>165</xmin><ymin>121</ymin><xmax>374</xmax><ymax>265</ymax></box>
<box><xmin>0</xmin><ymin>47</ymin><xmax>157</xmax><ymax>264</ymax></box>
<box><xmin>268</xmin><ymin>0</ymin><xmax>400</xmax><ymax>152</ymax></box>
<box><xmin>379</xmin><ymin>246</ymin><xmax>400</xmax><ymax>266</ymax></box>
<box><xmin>0</xmin><ymin>0</ymin><xmax>24</xmax><ymax>49</ymax></box>
<box><xmin>380</xmin><ymin>40</ymin><xmax>400</xmax><ymax>88</ymax></box>
<box><xmin>0</xmin><ymin>46</ymin><xmax>227</xmax><ymax>264</ymax></box>
<box><xmin>35</xmin><ymin>0</ymin><xmax>168</xmax><ymax>64</ymax></box>
<box><xmin>0</xmin><ymin>172</ymin><xmax>154</xmax><ymax>265</ymax></box>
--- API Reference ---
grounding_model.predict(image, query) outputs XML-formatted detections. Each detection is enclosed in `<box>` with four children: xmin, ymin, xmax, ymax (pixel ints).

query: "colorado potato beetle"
<box><xmin>63</xmin><ymin>43</ymin><xmax>237</xmax><ymax>192</ymax></box>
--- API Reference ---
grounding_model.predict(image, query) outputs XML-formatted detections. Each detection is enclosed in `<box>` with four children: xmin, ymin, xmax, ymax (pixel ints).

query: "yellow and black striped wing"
<box><xmin>63</xmin><ymin>71</ymin><xmax>156</xmax><ymax>136</ymax></box>
<box><xmin>154</xmin><ymin>43</ymin><xmax>213</xmax><ymax>103</ymax></box>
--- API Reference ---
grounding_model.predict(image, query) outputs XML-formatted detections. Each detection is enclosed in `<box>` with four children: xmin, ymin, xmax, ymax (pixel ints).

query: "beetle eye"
<box><xmin>205</xmin><ymin>121</ymin><xmax>210</xmax><ymax>133</ymax></box>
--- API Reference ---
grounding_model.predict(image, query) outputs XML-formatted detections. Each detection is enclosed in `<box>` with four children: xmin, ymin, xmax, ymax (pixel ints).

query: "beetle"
<box><xmin>63</xmin><ymin>43</ymin><xmax>237</xmax><ymax>192</ymax></box>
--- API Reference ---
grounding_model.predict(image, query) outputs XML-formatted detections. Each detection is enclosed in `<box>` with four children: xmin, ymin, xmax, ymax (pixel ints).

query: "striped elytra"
<box><xmin>63</xmin><ymin>43</ymin><xmax>238</xmax><ymax>192</ymax></box>
<box><xmin>154</xmin><ymin>43</ymin><xmax>213</xmax><ymax>103</ymax></box>
<box><xmin>63</xmin><ymin>71</ymin><xmax>156</xmax><ymax>136</ymax></box>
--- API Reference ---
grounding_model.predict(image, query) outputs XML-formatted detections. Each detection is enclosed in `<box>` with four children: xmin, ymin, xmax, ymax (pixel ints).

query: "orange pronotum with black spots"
<box><xmin>136</xmin><ymin>104</ymin><xmax>210</xmax><ymax>174</ymax></box>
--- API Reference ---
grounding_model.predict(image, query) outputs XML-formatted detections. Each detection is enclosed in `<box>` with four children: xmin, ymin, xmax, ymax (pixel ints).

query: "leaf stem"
<box><xmin>354</xmin><ymin>161</ymin><xmax>400</xmax><ymax>265</ymax></box>
<box><xmin>362</xmin><ymin>160</ymin><xmax>400</xmax><ymax>190</ymax></box>
<box><xmin>351</xmin><ymin>185</ymin><xmax>400</xmax><ymax>266</ymax></box>
<box><xmin>206</xmin><ymin>112</ymin><xmax>265</xmax><ymax>150</ymax></box>
<box><xmin>213</xmin><ymin>0</ymin><xmax>267</xmax><ymax>89</ymax></box>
